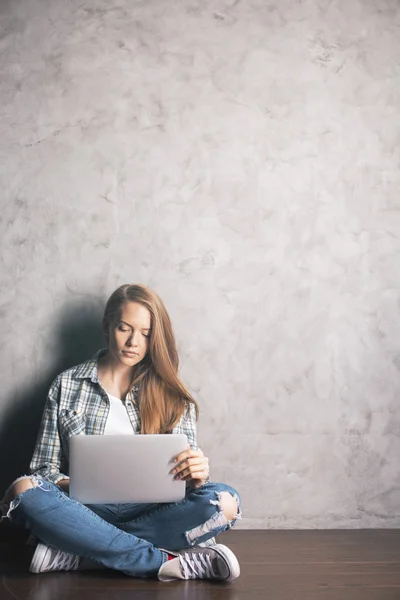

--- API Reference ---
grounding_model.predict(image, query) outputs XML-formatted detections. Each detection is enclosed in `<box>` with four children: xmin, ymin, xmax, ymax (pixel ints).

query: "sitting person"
<box><xmin>2</xmin><ymin>283</ymin><xmax>241</xmax><ymax>582</ymax></box>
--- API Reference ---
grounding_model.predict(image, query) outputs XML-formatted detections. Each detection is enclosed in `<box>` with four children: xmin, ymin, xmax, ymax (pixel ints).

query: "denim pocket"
<box><xmin>59</xmin><ymin>409</ymin><xmax>86</xmax><ymax>438</ymax></box>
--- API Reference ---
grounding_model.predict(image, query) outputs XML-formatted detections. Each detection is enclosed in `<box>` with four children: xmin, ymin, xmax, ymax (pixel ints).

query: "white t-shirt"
<box><xmin>103</xmin><ymin>394</ymin><xmax>134</xmax><ymax>435</ymax></box>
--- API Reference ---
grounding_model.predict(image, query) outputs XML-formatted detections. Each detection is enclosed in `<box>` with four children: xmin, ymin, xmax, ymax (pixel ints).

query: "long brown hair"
<box><xmin>103</xmin><ymin>284</ymin><xmax>199</xmax><ymax>434</ymax></box>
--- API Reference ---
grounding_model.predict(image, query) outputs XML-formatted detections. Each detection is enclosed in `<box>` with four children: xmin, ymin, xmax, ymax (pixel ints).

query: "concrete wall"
<box><xmin>1</xmin><ymin>0</ymin><xmax>399</xmax><ymax>527</ymax></box>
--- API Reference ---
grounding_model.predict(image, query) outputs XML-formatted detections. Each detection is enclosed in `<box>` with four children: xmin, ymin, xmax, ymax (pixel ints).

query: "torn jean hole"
<box><xmin>185</xmin><ymin>491</ymin><xmax>242</xmax><ymax>546</ymax></box>
<box><xmin>210</xmin><ymin>491</ymin><xmax>242</xmax><ymax>521</ymax></box>
<box><xmin>1</xmin><ymin>475</ymin><xmax>48</xmax><ymax>521</ymax></box>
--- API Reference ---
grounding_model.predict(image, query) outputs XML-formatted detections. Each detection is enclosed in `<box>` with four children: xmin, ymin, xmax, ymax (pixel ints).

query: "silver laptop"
<box><xmin>69</xmin><ymin>434</ymin><xmax>187</xmax><ymax>504</ymax></box>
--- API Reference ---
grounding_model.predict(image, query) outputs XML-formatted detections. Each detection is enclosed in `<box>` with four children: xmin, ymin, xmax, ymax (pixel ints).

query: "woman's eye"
<box><xmin>119</xmin><ymin>327</ymin><xmax>130</xmax><ymax>332</ymax></box>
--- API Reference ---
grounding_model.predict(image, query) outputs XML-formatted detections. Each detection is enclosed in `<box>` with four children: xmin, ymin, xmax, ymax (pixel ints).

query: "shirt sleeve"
<box><xmin>178</xmin><ymin>401</ymin><xmax>211</xmax><ymax>486</ymax></box>
<box><xmin>29</xmin><ymin>376</ymin><xmax>69</xmax><ymax>485</ymax></box>
<box><xmin>181</xmin><ymin>401</ymin><xmax>198</xmax><ymax>451</ymax></box>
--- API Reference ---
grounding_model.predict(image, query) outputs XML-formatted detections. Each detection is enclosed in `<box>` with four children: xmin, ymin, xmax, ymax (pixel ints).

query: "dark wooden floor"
<box><xmin>1</xmin><ymin>527</ymin><xmax>400</xmax><ymax>600</ymax></box>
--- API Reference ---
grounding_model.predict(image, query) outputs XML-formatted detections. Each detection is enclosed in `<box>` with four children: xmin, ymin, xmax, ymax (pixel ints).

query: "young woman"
<box><xmin>2</xmin><ymin>284</ymin><xmax>241</xmax><ymax>582</ymax></box>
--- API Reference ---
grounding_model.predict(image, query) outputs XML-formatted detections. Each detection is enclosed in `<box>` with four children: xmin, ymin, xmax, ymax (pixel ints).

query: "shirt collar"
<box><xmin>73</xmin><ymin>349</ymin><xmax>140</xmax><ymax>392</ymax></box>
<box><xmin>73</xmin><ymin>349</ymin><xmax>105</xmax><ymax>382</ymax></box>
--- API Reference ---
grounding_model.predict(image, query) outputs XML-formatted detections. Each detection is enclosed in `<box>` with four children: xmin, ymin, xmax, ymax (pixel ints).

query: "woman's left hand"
<box><xmin>171</xmin><ymin>444</ymin><xmax>210</xmax><ymax>488</ymax></box>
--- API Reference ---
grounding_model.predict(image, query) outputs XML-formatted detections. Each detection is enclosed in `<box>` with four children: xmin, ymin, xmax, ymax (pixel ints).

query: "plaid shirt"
<box><xmin>30</xmin><ymin>349</ymin><xmax>200</xmax><ymax>484</ymax></box>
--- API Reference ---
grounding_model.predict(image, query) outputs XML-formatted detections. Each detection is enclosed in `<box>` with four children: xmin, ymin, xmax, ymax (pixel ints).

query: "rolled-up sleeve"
<box><xmin>181</xmin><ymin>401</ymin><xmax>198</xmax><ymax>451</ymax></box>
<box><xmin>173</xmin><ymin>401</ymin><xmax>211</xmax><ymax>485</ymax></box>
<box><xmin>29</xmin><ymin>377</ymin><xmax>69</xmax><ymax>485</ymax></box>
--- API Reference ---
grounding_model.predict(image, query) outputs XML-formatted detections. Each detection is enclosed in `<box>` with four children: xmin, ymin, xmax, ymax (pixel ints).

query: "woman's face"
<box><xmin>105</xmin><ymin>301</ymin><xmax>151</xmax><ymax>367</ymax></box>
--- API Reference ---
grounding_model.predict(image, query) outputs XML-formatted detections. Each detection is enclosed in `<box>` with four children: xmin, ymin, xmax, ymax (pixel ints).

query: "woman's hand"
<box><xmin>171</xmin><ymin>444</ymin><xmax>210</xmax><ymax>488</ymax></box>
<box><xmin>57</xmin><ymin>478</ymin><xmax>70</xmax><ymax>494</ymax></box>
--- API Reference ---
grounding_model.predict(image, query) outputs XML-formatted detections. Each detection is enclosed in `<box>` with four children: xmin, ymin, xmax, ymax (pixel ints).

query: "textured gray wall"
<box><xmin>1</xmin><ymin>0</ymin><xmax>400</xmax><ymax>528</ymax></box>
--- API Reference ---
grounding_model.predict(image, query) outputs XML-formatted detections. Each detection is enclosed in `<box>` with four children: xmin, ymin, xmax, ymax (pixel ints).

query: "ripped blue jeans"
<box><xmin>5</xmin><ymin>476</ymin><xmax>241</xmax><ymax>578</ymax></box>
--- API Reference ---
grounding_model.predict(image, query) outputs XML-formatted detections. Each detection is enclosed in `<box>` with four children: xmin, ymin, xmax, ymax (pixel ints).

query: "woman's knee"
<box><xmin>218</xmin><ymin>491</ymin><xmax>239</xmax><ymax>521</ymax></box>
<box><xmin>206</xmin><ymin>483</ymin><xmax>241</xmax><ymax>512</ymax></box>
<box><xmin>190</xmin><ymin>482</ymin><xmax>242</xmax><ymax>522</ymax></box>
<box><xmin>12</xmin><ymin>477</ymin><xmax>36</xmax><ymax>496</ymax></box>
<box><xmin>4</xmin><ymin>476</ymin><xmax>37</xmax><ymax>505</ymax></box>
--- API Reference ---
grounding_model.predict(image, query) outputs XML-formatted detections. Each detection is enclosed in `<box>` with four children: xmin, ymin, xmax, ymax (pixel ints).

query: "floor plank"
<box><xmin>1</xmin><ymin>529</ymin><xmax>400</xmax><ymax>600</ymax></box>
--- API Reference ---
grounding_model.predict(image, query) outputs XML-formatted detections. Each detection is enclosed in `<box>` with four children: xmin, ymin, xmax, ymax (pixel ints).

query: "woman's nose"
<box><xmin>127</xmin><ymin>334</ymin><xmax>138</xmax><ymax>347</ymax></box>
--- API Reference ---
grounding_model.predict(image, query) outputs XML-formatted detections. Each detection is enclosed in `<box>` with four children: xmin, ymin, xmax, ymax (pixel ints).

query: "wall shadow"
<box><xmin>0</xmin><ymin>299</ymin><xmax>105</xmax><ymax>497</ymax></box>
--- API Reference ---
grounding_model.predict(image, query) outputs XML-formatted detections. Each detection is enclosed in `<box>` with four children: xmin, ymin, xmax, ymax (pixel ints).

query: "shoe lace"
<box><xmin>180</xmin><ymin>551</ymin><xmax>217</xmax><ymax>579</ymax></box>
<box><xmin>50</xmin><ymin>550</ymin><xmax>80</xmax><ymax>571</ymax></box>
